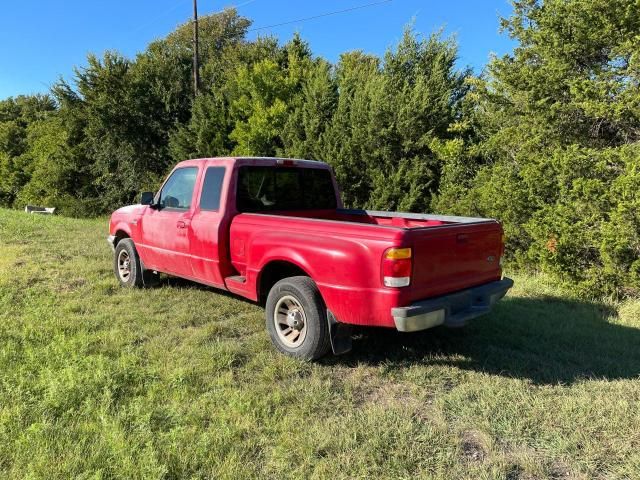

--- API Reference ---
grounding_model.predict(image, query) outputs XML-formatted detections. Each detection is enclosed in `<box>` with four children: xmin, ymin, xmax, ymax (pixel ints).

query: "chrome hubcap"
<box><xmin>274</xmin><ymin>295</ymin><xmax>307</xmax><ymax>348</ymax></box>
<box><xmin>117</xmin><ymin>250</ymin><xmax>131</xmax><ymax>282</ymax></box>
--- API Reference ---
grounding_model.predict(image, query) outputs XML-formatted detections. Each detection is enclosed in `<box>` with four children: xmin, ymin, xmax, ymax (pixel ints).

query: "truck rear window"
<box><xmin>237</xmin><ymin>166</ymin><xmax>337</xmax><ymax>212</ymax></box>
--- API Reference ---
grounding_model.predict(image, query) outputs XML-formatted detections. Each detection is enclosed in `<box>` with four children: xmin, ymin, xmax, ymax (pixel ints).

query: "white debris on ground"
<box><xmin>24</xmin><ymin>205</ymin><xmax>56</xmax><ymax>214</ymax></box>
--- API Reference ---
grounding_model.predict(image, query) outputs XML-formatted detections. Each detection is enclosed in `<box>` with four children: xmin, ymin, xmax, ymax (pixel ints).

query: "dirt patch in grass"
<box><xmin>55</xmin><ymin>277</ymin><xmax>88</xmax><ymax>292</ymax></box>
<box><xmin>362</xmin><ymin>381</ymin><xmax>417</xmax><ymax>407</ymax></box>
<box><xmin>345</xmin><ymin>368</ymin><xmax>423</xmax><ymax>410</ymax></box>
<box><xmin>548</xmin><ymin>460</ymin><xmax>573</xmax><ymax>479</ymax></box>
<box><xmin>460</xmin><ymin>430</ymin><xmax>487</xmax><ymax>463</ymax></box>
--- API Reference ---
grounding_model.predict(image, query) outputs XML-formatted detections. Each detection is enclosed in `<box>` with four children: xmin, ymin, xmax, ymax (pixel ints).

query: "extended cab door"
<box><xmin>188</xmin><ymin>165</ymin><xmax>229</xmax><ymax>288</ymax></box>
<box><xmin>137</xmin><ymin>166</ymin><xmax>199</xmax><ymax>278</ymax></box>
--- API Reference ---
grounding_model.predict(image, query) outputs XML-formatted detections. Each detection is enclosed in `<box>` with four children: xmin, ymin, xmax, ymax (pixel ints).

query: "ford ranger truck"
<box><xmin>108</xmin><ymin>157</ymin><xmax>513</xmax><ymax>360</ymax></box>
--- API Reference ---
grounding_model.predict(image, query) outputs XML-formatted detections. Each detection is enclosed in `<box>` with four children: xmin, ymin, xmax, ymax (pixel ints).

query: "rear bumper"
<box><xmin>391</xmin><ymin>277</ymin><xmax>514</xmax><ymax>332</ymax></box>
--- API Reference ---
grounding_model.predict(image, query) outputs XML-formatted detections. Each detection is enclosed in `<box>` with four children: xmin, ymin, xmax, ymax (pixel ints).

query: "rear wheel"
<box><xmin>265</xmin><ymin>276</ymin><xmax>331</xmax><ymax>360</ymax></box>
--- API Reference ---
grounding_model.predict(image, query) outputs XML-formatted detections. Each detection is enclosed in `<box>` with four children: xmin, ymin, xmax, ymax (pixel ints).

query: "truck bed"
<box><xmin>229</xmin><ymin>209</ymin><xmax>503</xmax><ymax>326</ymax></box>
<box><xmin>269</xmin><ymin>208</ymin><xmax>493</xmax><ymax>229</ymax></box>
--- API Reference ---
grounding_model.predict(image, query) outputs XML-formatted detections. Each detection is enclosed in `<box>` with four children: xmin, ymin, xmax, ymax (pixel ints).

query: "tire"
<box><xmin>265</xmin><ymin>276</ymin><xmax>331</xmax><ymax>360</ymax></box>
<box><xmin>113</xmin><ymin>238</ymin><xmax>155</xmax><ymax>288</ymax></box>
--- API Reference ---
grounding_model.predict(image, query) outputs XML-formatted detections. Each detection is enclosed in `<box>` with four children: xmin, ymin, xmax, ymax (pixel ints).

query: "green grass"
<box><xmin>1</xmin><ymin>208</ymin><xmax>640</xmax><ymax>479</ymax></box>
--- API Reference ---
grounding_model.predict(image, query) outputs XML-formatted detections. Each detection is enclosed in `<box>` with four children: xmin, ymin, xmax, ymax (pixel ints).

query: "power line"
<box><xmin>206</xmin><ymin>0</ymin><xmax>259</xmax><ymax>16</ymax></box>
<box><xmin>132</xmin><ymin>0</ymin><xmax>258</xmax><ymax>36</ymax></box>
<box><xmin>247</xmin><ymin>0</ymin><xmax>393</xmax><ymax>33</ymax></box>
<box><xmin>132</xmin><ymin>0</ymin><xmax>190</xmax><ymax>35</ymax></box>
<box><xmin>231</xmin><ymin>0</ymin><xmax>259</xmax><ymax>8</ymax></box>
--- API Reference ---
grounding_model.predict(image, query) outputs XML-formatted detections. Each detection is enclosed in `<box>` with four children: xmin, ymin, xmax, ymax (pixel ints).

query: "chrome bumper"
<box><xmin>107</xmin><ymin>235</ymin><xmax>116</xmax><ymax>251</ymax></box>
<box><xmin>391</xmin><ymin>277</ymin><xmax>514</xmax><ymax>332</ymax></box>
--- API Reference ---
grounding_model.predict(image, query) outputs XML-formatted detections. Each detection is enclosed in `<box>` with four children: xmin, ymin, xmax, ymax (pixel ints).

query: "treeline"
<box><xmin>1</xmin><ymin>1</ymin><xmax>639</xmax><ymax>296</ymax></box>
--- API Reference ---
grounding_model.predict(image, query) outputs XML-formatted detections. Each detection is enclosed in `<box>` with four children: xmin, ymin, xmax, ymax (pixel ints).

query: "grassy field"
<box><xmin>1</xmin><ymin>208</ymin><xmax>640</xmax><ymax>479</ymax></box>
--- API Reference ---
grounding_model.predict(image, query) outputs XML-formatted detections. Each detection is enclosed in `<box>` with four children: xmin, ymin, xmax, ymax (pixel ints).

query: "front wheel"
<box><xmin>265</xmin><ymin>276</ymin><xmax>331</xmax><ymax>360</ymax></box>
<box><xmin>113</xmin><ymin>239</ymin><xmax>158</xmax><ymax>288</ymax></box>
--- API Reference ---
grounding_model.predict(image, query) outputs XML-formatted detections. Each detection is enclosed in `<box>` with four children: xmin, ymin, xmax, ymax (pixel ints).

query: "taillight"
<box><xmin>382</xmin><ymin>247</ymin><xmax>412</xmax><ymax>287</ymax></box>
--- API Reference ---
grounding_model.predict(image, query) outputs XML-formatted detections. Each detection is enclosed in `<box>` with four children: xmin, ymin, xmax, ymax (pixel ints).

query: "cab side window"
<box><xmin>200</xmin><ymin>167</ymin><xmax>226</xmax><ymax>211</ymax></box>
<box><xmin>159</xmin><ymin>167</ymin><xmax>198</xmax><ymax>210</ymax></box>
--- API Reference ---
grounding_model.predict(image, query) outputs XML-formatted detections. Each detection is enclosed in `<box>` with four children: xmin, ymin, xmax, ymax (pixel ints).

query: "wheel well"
<box><xmin>258</xmin><ymin>261</ymin><xmax>308</xmax><ymax>304</ymax></box>
<box><xmin>114</xmin><ymin>230</ymin><xmax>130</xmax><ymax>246</ymax></box>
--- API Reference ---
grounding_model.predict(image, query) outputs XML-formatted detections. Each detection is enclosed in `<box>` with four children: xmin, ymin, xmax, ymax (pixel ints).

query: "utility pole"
<box><xmin>192</xmin><ymin>0</ymin><xmax>200</xmax><ymax>97</ymax></box>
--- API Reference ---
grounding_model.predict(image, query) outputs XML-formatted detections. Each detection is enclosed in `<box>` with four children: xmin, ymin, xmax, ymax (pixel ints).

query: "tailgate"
<box><xmin>407</xmin><ymin>222</ymin><xmax>503</xmax><ymax>301</ymax></box>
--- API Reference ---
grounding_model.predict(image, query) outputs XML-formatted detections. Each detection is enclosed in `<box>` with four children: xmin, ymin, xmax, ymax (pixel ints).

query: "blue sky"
<box><xmin>0</xmin><ymin>0</ymin><xmax>516</xmax><ymax>99</ymax></box>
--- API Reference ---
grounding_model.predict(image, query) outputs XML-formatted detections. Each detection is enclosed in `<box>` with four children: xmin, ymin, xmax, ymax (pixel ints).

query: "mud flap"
<box><xmin>139</xmin><ymin>258</ymin><xmax>159</xmax><ymax>288</ymax></box>
<box><xmin>328</xmin><ymin>310</ymin><xmax>352</xmax><ymax>355</ymax></box>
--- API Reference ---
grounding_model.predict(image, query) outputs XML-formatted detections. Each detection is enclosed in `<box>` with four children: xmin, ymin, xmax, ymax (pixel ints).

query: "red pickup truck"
<box><xmin>108</xmin><ymin>157</ymin><xmax>513</xmax><ymax>359</ymax></box>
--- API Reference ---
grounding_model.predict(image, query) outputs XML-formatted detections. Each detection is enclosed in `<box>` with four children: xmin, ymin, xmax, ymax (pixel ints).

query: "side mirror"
<box><xmin>140</xmin><ymin>191</ymin><xmax>155</xmax><ymax>206</ymax></box>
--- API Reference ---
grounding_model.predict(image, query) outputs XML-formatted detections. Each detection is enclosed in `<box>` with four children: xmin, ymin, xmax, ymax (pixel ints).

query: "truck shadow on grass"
<box><xmin>334</xmin><ymin>295</ymin><xmax>640</xmax><ymax>385</ymax></box>
<box><xmin>158</xmin><ymin>276</ymin><xmax>640</xmax><ymax>384</ymax></box>
<box><xmin>160</xmin><ymin>276</ymin><xmax>261</xmax><ymax>303</ymax></box>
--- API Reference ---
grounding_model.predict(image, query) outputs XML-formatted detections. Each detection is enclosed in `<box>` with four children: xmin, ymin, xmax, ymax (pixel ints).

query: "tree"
<box><xmin>281</xmin><ymin>58</ymin><xmax>337</xmax><ymax>160</ymax></box>
<box><xmin>321</xmin><ymin>51</ymin><xmax>380</xmax><ymax>208</ymax></box>
<box><xmin>322</xmin><ymin>28</ymin><xmax>469</xmax><ymax>211</ymax></box>
<box><xmin>168</xmin><ymin>34</ymin><xmax>280</xmax><ymax>162</ymax></box>
<box><xmin>434</xmin><ymin>0</ymin><xmax>640</xmax><ymax>295</ymax></box>
<box><xmin>228</xmin><ymin>34</ymin><xmax>312</xmax><ymax>156</ymax></box>
<box><xmin>0</xmin><ymin>95</ymin><xmax>56</xmax><ymax>206</ymax></box>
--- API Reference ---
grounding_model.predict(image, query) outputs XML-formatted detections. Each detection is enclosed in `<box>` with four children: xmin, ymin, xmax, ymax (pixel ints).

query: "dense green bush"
<box><xmin>434</xmin><ymin>0</ymin><xmax>640</xmax><ymax>296</ymax></box>
<box><xmin>438</xmin><ymin>145</ymin><xmax>640</xmax><ymax>296</ymax></box>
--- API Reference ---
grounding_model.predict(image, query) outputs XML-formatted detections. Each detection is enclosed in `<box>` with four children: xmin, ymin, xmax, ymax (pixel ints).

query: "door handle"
<box><xmin>176</xmin><ymin>220</ymin><xmax>190</xmax><ymax>229</ymax></box>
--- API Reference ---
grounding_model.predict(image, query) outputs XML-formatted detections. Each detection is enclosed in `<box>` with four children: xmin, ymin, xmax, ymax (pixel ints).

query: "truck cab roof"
<box><xmin>175</xmin><ymin>157</ymin><xmax>330</xmax><ymax>169</ymax></box>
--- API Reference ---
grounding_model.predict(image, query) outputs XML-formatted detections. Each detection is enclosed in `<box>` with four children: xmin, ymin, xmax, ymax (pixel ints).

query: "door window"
<box><xmin>200</xmin><ymin>167</ymin><xmax>226</xmax><ymax>211</ymax></box>
<box><xmin>159</xmin><ymin>167</ymin><xmax>198</xmax><ymax>210</ymax></box>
